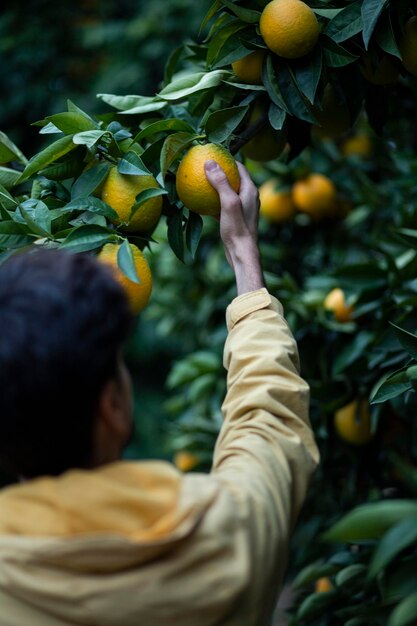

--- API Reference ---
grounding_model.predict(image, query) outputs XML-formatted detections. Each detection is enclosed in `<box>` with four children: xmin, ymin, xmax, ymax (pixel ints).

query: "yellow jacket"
<box><xmin>0</xmin><ymin>289</ymin><xmax>319</xmax><ymax>626</ymax></box>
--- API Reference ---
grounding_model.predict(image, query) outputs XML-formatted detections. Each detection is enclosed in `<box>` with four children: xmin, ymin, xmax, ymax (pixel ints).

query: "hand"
<box><xmin>204</xmin><ymin>160</ymin><xmax>265</xmax><ymax>296</ymax></box>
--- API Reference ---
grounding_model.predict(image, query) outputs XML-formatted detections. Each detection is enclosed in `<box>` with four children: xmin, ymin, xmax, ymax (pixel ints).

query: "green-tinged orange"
<box><xmin>232</xmin><ymin>50</ymin><xmax>266</xmax><ymax>85</ymax></box>
<box><xmin>334</xmin><ymin>399</ymin><xmax>373</xmax><ymax>445</ymax></box>
<box><xmin>98</xmin><ymin>243</ymin><xmax>152</xmax><ymax>314</ymax></box>
<box><xmin>101</xmin><ymin>167</ymin><xmax>162</xmax><ymax>233</ymax></box>
<box><xmin>176</xmin><ymin>143</ymin><xmax>240</xmax><ymax>216</ymax></box>
<box><xmin>360</xmin><ymin>54</ymin><xmax>399</xmax><ymax>85</ymax></box>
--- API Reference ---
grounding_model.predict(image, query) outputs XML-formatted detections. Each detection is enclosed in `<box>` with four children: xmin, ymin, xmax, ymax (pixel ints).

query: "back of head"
<box><xmin>0</xmin><ymin>248</ymin><xmax>133</xmax><ymax>481</ymax></box>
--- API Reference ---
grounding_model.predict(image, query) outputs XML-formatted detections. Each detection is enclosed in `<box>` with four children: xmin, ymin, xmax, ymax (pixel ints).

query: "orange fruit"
<box><xmin>259</xmin><ymin>179</ymin><xmax>296</xmax><ymax>222</ymax></box>
<box><xmin>342</xmin><ymin>135</ymin><xmax>372</xmax><ymax>158</ymax></box>
<box><xmin>334</xmin><ymin>399</ymin><xmax>373</xmax><ymax>445</ymax></box>
<box><xmin>313</xmin><ymin>84</ymin><xmax>351</xmax><ymax>140</ymax></box>
<box><xmin>174</xmin><ymin>451</ymin><xmax>199</xmax><ymax>472</ymax></box>
<box><xmin>101</xmin><ymin>166</ymin><xmax>162</xmax><ymax>233</ymax></box>
<box><xmin>399</xmin><ymin>16</ymin><xmax>417</xmax><ymax>76</ymax></box>
<box><xmin>292</xmin><ymin>173</ymin><xmax>336</xmax><ymax>219</ymax></box>
<box><xmin>315</xmin><ymin>577</ymin><xmax>333</xmax><ymax>593</ymax></box>
<box><xmin>232</xmin><ymin>50</ymin><xmax>266</xmax><ymax>85</ymax></box>
<box><xmin>176</xmin><ymin>143</ymin><xmax>240</xmax><ymax>216</ymax></box>
<box><xmin>97</xmin><ymin>242</ymin><xmax>152</xmax><ymax>314</ymax></box>
<box><xmin>360</xmin><ymin>54</ymin><xmax>399</xmax><ymax>85</ymax></box>
<box><xmin>324</xmin><ymin>288</ymin><xmax>353</xmax><ymax>323</ymax></box>
<box><xmin>241</xmin><ymin>105</ymin><xmax>287</xmax><ymax>162</ymax></box>
<box><xmin>260</xmin><ymin>0</ymin><xmax>320</xmax><ymax>59</ymax></box>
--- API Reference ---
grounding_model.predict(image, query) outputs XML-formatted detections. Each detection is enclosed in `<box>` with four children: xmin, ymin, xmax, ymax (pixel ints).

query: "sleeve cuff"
<box><xmin>226</xmin><ymin>288</ymin><xmax>284</xmax><ymax>330</ymax></box>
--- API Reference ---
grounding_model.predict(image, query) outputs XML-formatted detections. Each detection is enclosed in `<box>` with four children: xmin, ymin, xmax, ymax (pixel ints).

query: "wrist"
<box><xmin>227</xmin><ymin>240</ymin><xmax>265</xmax><ymax>296</ymax></box>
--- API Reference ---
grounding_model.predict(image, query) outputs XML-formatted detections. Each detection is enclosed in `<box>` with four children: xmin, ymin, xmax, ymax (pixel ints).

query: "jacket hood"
<box><xmin>0</xmin><ymin>461</ymin><xmax>220</xmax><ymax>625</ymax></box>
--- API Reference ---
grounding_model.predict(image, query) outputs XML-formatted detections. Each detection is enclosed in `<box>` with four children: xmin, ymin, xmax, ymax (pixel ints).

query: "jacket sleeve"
<box><xmin>211</xmin><ymin>288</ymin><xmax>320</xmax><ymax>614</ymax></box>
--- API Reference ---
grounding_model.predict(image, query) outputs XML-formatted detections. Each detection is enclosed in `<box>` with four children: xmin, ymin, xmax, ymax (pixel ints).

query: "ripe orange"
<box><xmin>232</xmin><ymin>50</ymin><xmax>266</xmax><ymax>85</ymax></box>
<box><xmin>399</xmin><ymin>16</ymin><xmax>417</xmax><ymax>76</ymax></box>
<box><xmin>315</xmin><ymin>577</ymin><xmax>333</xmax><ymax>593</ymax></box>
<box><xmin>313</xmin><ymin>84</ymin><xmax>351</xmax><ymax>140</ymax></box>
<box><xmin>174</xmin><ymin>451</ymin><xmax>199</xmax><ymax>472</ymax></box>
<box><xmin>292</xmin><ymin>173</ymin><xmax>336</xmax><ymax>219</ymax></box>
<box><xmin>360</xmin><ymin>54</ymin><xmax>399</xmax><ymax>85</ymax></box>
<box><xmin>324</xmin><ymin>288</ymin><xmax>353</xmax><ymax>323</ymax></box>
<box><xmin>334</xmin><ymin>399</ymin><xmax>373</xmax><ymax>445</ymax></box>
<box><xmin>342</xmin><ymin>134</ymin><xmax>372</xmax><ymax>158</ymax></box>
<box><xmin>97</xmin><ymin>242</ymin><xmax>152</xmax><ymax>314</ymax></box>
<box><xmin>259</xmin><ymin>179</ymin><xmax>296</xmax><ymax>222</ymax></box>
<box><xmin>175</xmin><ymin>143</ymin><xmax>240</xmax><ymax>216</ymax></box>
<box><xmin>260</xmin><ymin>0</ymin><xmax>320</xmax><ymax>59</ymax></box>
<box><xmin>101</xmin><ymin>167</ymin><xmax>162</xmax><ymax>233</ymax></box>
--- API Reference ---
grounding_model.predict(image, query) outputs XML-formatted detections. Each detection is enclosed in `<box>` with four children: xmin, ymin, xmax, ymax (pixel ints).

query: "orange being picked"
<box><xmin>232</xmin><ymin>50</ymin><xmax>266</xmax><ymax>85</ymax></box>
<box><xmin>334</xmin><ymin>399</ymin><xmax>373</xmax><ymax>445</ymax></box>
<box><xmin>176</xmin><ymin>143</ymin><xmax>240</xmax><ymax>216</ymax></box>
<box><xmin>292</xmin><ymin>173</ymin><xmax>336</xmax><ymax>219</ymax></box>
<box><xmin>324</xmin><ymin>288</ymin><xmax>353</xmax><ymax>323</ymax></box>
<box><xmin>97</xmin><ymin>242</ymin><xmax>152</xmax><ymax>315</ymax></box>
<box><xmin>259</xmin><ymin>179</ymin><xmax>296</xmax><ymax>222</ymax></box>
<box><xmin>260</xmin><ymin>0</ymin><xmax>320</xmax><ymax>59</ymax></box>
<box><xmin>101</xmin><ymin>166</ymin><xmax>162</xmax><ymax>233</ymax></box>
<box><xmin>399</xmin><ymin>16</ymin><xmax>417</xmax><ymax>76</ymax></box>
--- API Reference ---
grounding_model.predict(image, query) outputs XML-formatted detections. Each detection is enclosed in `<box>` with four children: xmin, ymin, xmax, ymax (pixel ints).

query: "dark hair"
<box><xmin>0</xmin><ymin>248</ymin><xmax>133</xmax><ymax>479</ymax></box>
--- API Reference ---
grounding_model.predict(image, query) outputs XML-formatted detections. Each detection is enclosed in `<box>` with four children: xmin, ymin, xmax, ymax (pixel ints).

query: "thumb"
<box><xmin>204</xmin><ymin>160</ymin><xmax>233</xmax><ymax>194</ymax></box>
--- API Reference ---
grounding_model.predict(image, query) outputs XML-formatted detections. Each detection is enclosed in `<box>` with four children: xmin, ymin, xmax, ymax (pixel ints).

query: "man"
<box><xmin>0</xmin><ymin>161</ymin><xmax>319</xmax><ymax>626</ymax></box>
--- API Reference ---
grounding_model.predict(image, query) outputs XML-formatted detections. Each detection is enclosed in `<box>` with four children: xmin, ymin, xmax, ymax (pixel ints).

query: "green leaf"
<box><xmin>73</xmin><ymin>130</ymin><xmax>109</xmax><ymax>149</ymax></box>
<box><xmin>369</xmin><ymin>517</ymin><xmax>417</xmax><ymax>579</ymax></box>
<box><xmin>292</xmin><ymin>560</ymin><xmax>340</xmax><ymax>589</ymax></box>
<box><xmin>334</xmin><ymin>263</ymin><xmax>387</xmax><ymax>292</ymax></box>
<box><xmin>130</xmin><ymin>188</ymin><xmax>167</xmax><ymax>220</ymax></box>
<box><xmin>167</xmin><ymin>210</ymin><xmax>184</xmax><ymax>262</ymax></box>
<box><xmin>133</xmin><ymin>119</ymin><xmax>195</xmax><ymax>143</ymax></box>
<box><xmin>0</xmin><ymin>167</ymin><xmax>21</xmax><ymax>189</ymax></box>
<box><xmin>117</xmin><ymin>239</ymin><xmax>140</xmax><ymax>284</ymax></box>
<box><xmin>362</xmin><ymin>0</ymin><xmax>390</xmax><ymax>49</ymax></box>
<box><xmin>388</xmin><ymin>592</ymin><xmax>417</xmax><ymax>626</ymax></box>
<box><xmin>323</xmin><ymin>501</ymin><xmax>417</xmax><ymax>542</ymax></box>
<box><xmin>390</xmin><ymin>323</ymin><xmax>417</xmax><ymax>360</ymax></box>
<box><xmin>185</xmin><ymin>211</ymin><xmax>203</xmax><ymax>258</ymax></box>
<box><xmin>376</xmin><ymin>13</ymin><xmax>402</xmax><ymax>59</ymax></box>
<box><xmin>71</xmin><ymin>161</ymin><xmax>111</xmax><ymax>199</ymax></box>
<box><xmin>39</xmin><ymin>155</ymin><xmax>83</xmax><ymax>182</ymax></box>
<box><xmin>384</xmin><ymin>559</ymin><xmax>417</xmax><ymax>603</ymax></box>
<box><xmin>296</xmin><ymin>591</ymin><xmax>339</xmax><ymax>620</ymax></box>
<box><xmin>263</xmin><ymin>55</ymin><xmax>291</xmax><ymax>113</ymax></box>
<box><xmin>220</xmin><ymin>0</ymin><xmax>261</xmax><ymax>24</ymax></box>
<box><xmin>200</xmin><ymin>0</ymin><xmax>222</xmax><ymax>35</ymax></box>
<box><xmin>60</xmin><ymin>224</ymin><xmax>116</xmax><ymax>253</ymax></box>
<box><xmin>118</xmin><ymin>152</ymin><xmax>151</xmax><ymax>176</ymax></box>
<box><xmin>335</xmin><ymin>564</ymin><xmax>367</xmax><ymax>587</ymax></box>
<box><xmin>160</xmin><ymin>132</ymin><xmax>199</xmax><ymax>179</ymax></box>
<box><xmin>333</xmin><ymin>331</ymin><xmax>373</xmax><ymax>376</ymax></box>
<box><xmin>268</xmin><ymin>104</ymin><xmax>286</xmax><ymax>131</ymax></box>
<box><xmin>19</xmin><ymin>135</ymin><xmax>77</xmax><ymax>182</ymax></box>
<box><xmin>207</xmin><ymin>19</ymin><xmax>248</xmax><ymax>67</ymax></box>
<box><xmin>18</xmin><ymin>199</ymin><xmax>52</xmax><ymax>237</ymax></box>
<box><xmin>158</xmin><ymin>70</ymin><xmax>228</xmax><ymax>101</ymax></box>
<box><xmin>0</xmin><ymin>183</ymin><xmax>18</xmax><ymax>210</ymax></box>
<box><xmin>321</xmin><ymin>36</ymin><xmax>359</xmax><ymax>67</ymax></box>
<box><xmin>292</xmin><ymin>47</ymin><xmax>323</xmax><ymax>104</ymax></box>
<box><xmin>276</xmin><ymin>62</ymin><xmax>316</xmax><ymax>123</ymax></box>
<box><xmin>43</xmin><ymin>111</ymin><xmax>98</xmax><ymax>134</ymax></box>
<box><xmin>205</xmin><ymin>105</ymin><xmax>249</xmax><ymax>143</ymax></box>
<box><xmin>63</xmin><ymin>196</ymin><xmax>119</xmax><ymax>221</ymax></box>
<box><xmin>97</xmin><ymin>93</ymin><xmax>167</xmax><ymax>115</ymax></box>
<box><xmin>370</xmin><ymin>367</ymin><xmax>413</xmax><ymax>404</ymax></box>
<box><xmin>0</xmin><ymin>131</ymin><xmax>27</xmax><ymax>165</ymax></box>
<box><xmin>324</xmin><ymin>1</ymin><xmax>363</xmax><ymax>43</ymax></box>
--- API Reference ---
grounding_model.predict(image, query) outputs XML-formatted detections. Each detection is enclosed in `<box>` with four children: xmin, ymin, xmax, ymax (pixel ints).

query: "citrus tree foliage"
<box><xmin>1</xmin><ymin>1</ymin><xmax>417</xmax><ymax>624</ymax></box>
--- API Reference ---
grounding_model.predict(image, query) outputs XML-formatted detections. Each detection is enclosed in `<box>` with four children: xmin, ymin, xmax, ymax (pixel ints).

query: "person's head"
<box><xmin>0</xmin><ymin>248</ymin><xmax>135</xmax><ymax>481</ymax></box>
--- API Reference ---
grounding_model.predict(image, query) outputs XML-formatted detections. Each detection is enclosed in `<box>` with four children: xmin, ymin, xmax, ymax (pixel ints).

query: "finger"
<box><xmin>236</xmin><ymin>162</ymin><xmax>259</xmax><ymax>207</ymax></box>
<box><xmin>204</xmin><ymin>160</ymin><xmax>240</xmax><ymax>209</ymax></box>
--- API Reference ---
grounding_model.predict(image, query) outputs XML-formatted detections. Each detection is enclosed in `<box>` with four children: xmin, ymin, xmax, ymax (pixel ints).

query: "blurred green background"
<box><xmin>0</xmin><ymin>0</ymin><xmax>211</xmax><ymax>461</ymax></box>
